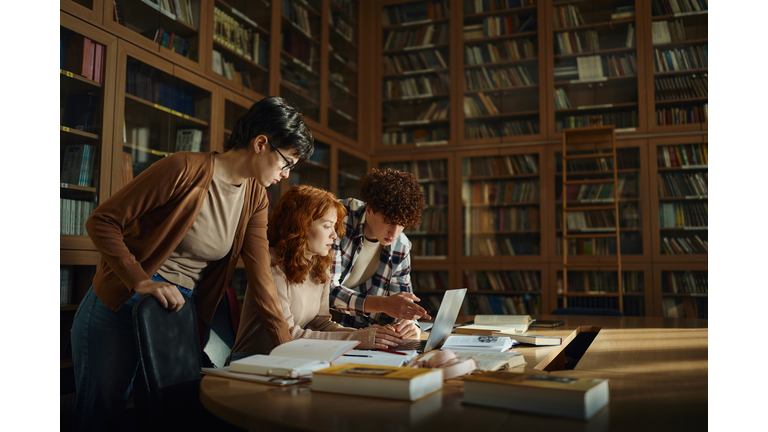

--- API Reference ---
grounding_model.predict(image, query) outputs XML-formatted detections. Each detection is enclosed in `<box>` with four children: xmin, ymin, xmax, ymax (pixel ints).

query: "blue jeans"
<box><xmin>71</xmin><ymin>273</ymin><xmax>195</xmax><ymax>432</ymax></box>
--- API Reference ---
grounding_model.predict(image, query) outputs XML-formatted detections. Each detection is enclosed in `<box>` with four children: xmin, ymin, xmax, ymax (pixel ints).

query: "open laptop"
<box><xmin>391</xmin><ymin>288</ymin><xmax>467</xmax><ymax>353</ymax></box>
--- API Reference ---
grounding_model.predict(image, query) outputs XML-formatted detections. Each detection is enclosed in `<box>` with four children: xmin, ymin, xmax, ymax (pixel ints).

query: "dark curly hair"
<box><xmin>224</xmin><ymin>96</ymin><xmax>314</xmax><ymax>161</ymax></box>
<box><xmin>268</xmin><ymin>185</ymin><xmax>347</xmax><ymax>285</ymax></box>
<box><xmin>359</xmin><ymin>168</ymin><xmax>425</xmax><ymax>228</ymax></box>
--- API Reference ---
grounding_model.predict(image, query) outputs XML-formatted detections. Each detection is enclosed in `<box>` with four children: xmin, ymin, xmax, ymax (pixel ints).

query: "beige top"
<box><xmin>341</xmin><ymin>236</ymin><xmax>381</xmax><ymax>289</ymax></box>
<box><xmin>158</xmin><ymin>173</ymin><xmax>246</xmax><ymax>289</ymax></box>
<box><xmin>231</xmin><ymin>249</ymin><xmax>378</xmax><ymax>355</ymax></box>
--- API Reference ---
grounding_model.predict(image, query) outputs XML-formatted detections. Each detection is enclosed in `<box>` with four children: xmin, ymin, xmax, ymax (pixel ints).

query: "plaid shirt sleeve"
<box><xmin>384</xmin><ymin>238</ymin><xmax>413</xmax><ymax>325</ymax></box>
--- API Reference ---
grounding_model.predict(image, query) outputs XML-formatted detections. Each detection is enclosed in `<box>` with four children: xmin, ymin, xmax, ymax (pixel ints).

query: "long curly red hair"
<box><xmin>268</xmin><ymin>185</ymin><xmax>347</xmax><ymax>285</ymax></box>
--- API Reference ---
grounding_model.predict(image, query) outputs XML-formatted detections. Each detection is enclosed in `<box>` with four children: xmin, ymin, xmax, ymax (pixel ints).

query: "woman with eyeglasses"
<box><xmin>70</xmin><ymin>96</ymin><xmax>313</xmax><ymax>431</ymax></box>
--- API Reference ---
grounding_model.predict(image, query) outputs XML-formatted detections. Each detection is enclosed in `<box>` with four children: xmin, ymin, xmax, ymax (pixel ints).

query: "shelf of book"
<box><xmin>644</xmin><ymin>0</ymin><xmax>708</xmax><ymax>133</ymax></box>
<box><xmin>461</xmin><ymin>260</ymin><xmax>549</xmax><ymax>316</ymax></box>
<box><xmin>551</xmin><ymin>262</ymin><xmax>651</xmax><ymax>317</ymax></box>
<box><xmin>548</xmin><ymin>138</ymin><xmax>652</xmax><ymax>263</ymax></box>
<box><xmin>648</xmin><ymin>135</ymin><xmax>707</xmax><ymax>262</ymax></box>
<box><xmin>113</xmin><ymin>40</ymin><xmax>215</xmax><ymax>193</ymax></box>
<box><xmin>61</xmin><ymin>0</ymin><xmax>103</xmax><ymax>24</ymax></box>
<box><xmin>336</xmin><ymin>147</ymin><xmax>367</xmax><ymax>200</ymax></box>
<box><xmin>326</xmin><ymin>0</ymin><xmax>359</xmax><ymax>141</ymax></box>
<box><xmin>652</xmin><ymin>262</ymin><xmax>707</xmax><ymax>319</ymax></box>
<box><xmin>290</xmin><ymin>139</ymin><xmax>331</xmax><ymax>190</ymax></box>
<box><xmin>458</xmin><ymin>146</ymin><xmax>547</xmax><ymax>266</ymax></box>
<box><xmin>376</xmin><ymin>0</ymin><xmax>452</xmax><ymax>151</ymax></box>
<box><xmin>375</xmin><ymin>152</ymin><xmax>454</xmax><ymax>263</ymax></box>
<box><xmin>280</xmin><ymin>0</ymin><xmax>324</xmax><ymax>123</ymax></box>
<box><xmin>205</xmin><ymin>0</ymin><xmax>272</xmax><ymax>100</ymax></box>
<box><xmin>546</xmin><ymin>0</ymin><xmax>647</xmax><ymax>138</ymax></box>
<box><xmin>460</xmin><ymin>0</ymin><xmax>546</xmax><ymax>144</ymax></box>
<box><xmin>104</xmin><ymin>0</ymin><xmax>205</xmax><ymax>74</ymax></box>
<box><xmin>60</xmin><ymin>12</ymin><xmax>118</xmax><ymax>251</ymax></box>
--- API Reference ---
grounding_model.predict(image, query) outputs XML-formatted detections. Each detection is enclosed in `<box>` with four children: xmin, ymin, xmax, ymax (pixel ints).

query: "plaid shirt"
<box><xmin>330</xmin><ymin>198</ymin><xmax>413</xmax><ymax>329</ymax></box>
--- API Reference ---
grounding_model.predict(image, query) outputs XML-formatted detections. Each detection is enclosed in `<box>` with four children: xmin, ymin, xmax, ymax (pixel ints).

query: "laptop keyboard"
<box><xmin>394</xmin><ymin>339</ymin><xmax>426</xmax><ymax>351</ymax></box>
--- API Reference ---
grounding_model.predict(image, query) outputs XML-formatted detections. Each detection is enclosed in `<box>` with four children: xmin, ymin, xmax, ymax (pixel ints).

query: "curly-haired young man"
<box><xmin>330</xmin><ymin>168</ymin><xmax>433</xmax><ymax>343</ymax></box>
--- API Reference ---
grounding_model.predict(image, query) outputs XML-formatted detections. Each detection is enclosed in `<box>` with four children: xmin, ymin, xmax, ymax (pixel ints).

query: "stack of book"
<box><xmin>652</xmin><ymin>19</ymin><xmax>686</xmax><ymax>44</ymax></box>
<box><xmin>576</xmin><ymin>55</ymin><xmax>604</xmax><ymax>81</ymax></box>
<box><xmin>62</xmin><ymin>34</ymin><xmax>106</xmax><ymax>83</ymax></box>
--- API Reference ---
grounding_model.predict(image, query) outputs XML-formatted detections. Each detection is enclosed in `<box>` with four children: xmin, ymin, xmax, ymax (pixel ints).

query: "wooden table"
<box><xmin>200</xmin><ymin>315</ymin><xmax>708</xmax><ymax>432</ymax></box>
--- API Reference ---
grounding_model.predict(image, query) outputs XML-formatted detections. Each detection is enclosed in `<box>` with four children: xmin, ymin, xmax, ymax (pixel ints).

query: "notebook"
<box><xmin>391</xmin><ymin>288</ymin><xmax>467</xmax><ymax>353</ymax></box>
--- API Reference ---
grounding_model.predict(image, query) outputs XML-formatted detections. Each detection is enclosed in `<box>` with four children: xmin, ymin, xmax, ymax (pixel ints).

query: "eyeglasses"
<box><xmin>268</xmin><ymin>139</ymin><xmax>297</xmax><ymax>171</ymax></box>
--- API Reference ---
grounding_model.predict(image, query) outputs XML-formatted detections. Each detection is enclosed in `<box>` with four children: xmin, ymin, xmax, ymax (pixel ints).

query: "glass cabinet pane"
<box><xmin>328</xmin><ymin>0</ymin><xmax>359</xmax><ymax>140</ymax></box>
<box><xmin>280</xmin><ymin>0</ymin><xmax>322</xmax><ymax>122</ymax></box>
<box><xmin>337</xmin><ymin>149</ymin><xmax>366</xmax><ymax>199</ymax></box>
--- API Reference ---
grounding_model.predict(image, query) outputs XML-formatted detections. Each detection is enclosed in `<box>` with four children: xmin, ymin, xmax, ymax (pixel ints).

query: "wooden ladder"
<box><xmin>561</xmin><ymin>126</ymin><xmax>623</xmax><ymax>313</ymax></box>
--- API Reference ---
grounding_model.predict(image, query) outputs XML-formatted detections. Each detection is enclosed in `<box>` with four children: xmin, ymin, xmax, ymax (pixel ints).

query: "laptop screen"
<box><xmin>423</xmin><ymin>288</ymin><xmax>467</xmax><ymax>352</ymax></box>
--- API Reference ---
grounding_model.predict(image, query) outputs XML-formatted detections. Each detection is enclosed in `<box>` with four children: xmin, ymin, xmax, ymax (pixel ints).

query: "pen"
<box><xmin>376</xmin><ymin>349</ymin><xmax>408</xmax><ymax>356</ymax></box>
<box><xmin>343</xmin><ymin>354</ymin><xmax>372</xmax><ymax>358</ymax></box>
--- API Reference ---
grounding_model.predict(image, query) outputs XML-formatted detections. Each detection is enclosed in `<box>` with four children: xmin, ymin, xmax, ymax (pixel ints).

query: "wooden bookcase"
<box><xmin>460</xmin><ymin>0</ymin><xmax>547</xmax><ymax>144</ymax></box>
<box><xmin>545</xmin><ymin>0</ymin><xmax>648</xmax><ymax>138</ymax></box>
<box><xmin>644</xmin><ymin>0</ymin><xmax>708</xmax><ymax>132</ymax></box>
<box><xmin>326</xmin><ymin>0</ymin><xmax>360</xmax><ymax>141</ymax></box>
<box><xmin>652</xmin><ymin>262</ymin><xmax>707</xmax><ymax>319</ymax></box>
<box><xmin>461</xmin><ymin>261</ymin><xmax>549</xmax><ymax>316</ymax></box>
<box><xmin>61</xmin><ymin>0</ymin><xmax>104</xmax><ymax>24</ymax></box>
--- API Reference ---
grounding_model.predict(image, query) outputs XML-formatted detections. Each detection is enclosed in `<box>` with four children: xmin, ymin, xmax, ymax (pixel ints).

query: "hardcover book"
<box><xmin>312</xmin><ymin>363</ymin><xmax>443</xmax><ymax>401</ymax></box>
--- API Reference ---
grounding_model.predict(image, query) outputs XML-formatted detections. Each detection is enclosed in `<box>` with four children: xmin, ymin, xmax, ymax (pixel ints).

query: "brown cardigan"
<box><xmin>85</xmin><ymin>151</ymin><xmax>291</xmax><ymax>346</ymax></box>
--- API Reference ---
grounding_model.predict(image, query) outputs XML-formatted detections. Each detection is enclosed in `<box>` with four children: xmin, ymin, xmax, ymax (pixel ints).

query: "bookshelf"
<box><xmin>648</xmin><ymin>135</ymin><xmax>707</xmax><ymax>262</ymax></box>
<box><xmin>549</xmin><ymin>138</ymin><xmax>652</xmax><ymax>263</ymax></box>
<box><xmin>460</xmin><ymin>0</ymin><xmax>546</xmax><ymax>144</ymax></box>
<box><xmin>551</xmin><ymin>262</ymin><xmax>651</xmax><ymax>317</ymax></box>
<box><xmin>546</xmin><ymin>0</ymin><xmax>647</xmax><ymax>137</ymax></box>
<box><xmin>377</xmin><ymin>153</ymin><xmax>454</xmax><ymax>262</ymax></box>
<box><xmin>60</xmin><ymin>11</ymin><xmax>118</xmax><ymax>251</ymax></box>
<box><xmin>290</xmin><ymin>139</ymin><xmax>331</xmax><ymax>189</ymax></box>
<box><xmin>377</xmin><ymin>0</ymin><xmax>452</xmax><ymax>151</ymax></box>
<box><xmin>653</xmin><ymin>263</ymin><xmax>707</xmax><ymax>319</ymax></box>
<box><xmin>104</xmin><ymin>0</ymin><xmax>206</xmax><ymax>73</ymax></box>
<box><xmin>459</xmin><ymin>146</ymin><xmax>546</xmax><ymax>264</ymax></box>
<box><xmin>462</xmin><ymin>262</ymin><xmax>547</xmax><ymax>316</ymax></box>
<box><xmin>327</xmin><ymin>0</ymin><xmax>360</xmax><ymax>141</ymax></box>
<box><xmin>645</xmin><ymin>0</ymin><xmax>708</xmax><ymax>132</ymax></box>
<box><xmin>336</xmin><ymin>148</ymin><xmax>367</xmax><ymax>200</ymax></box>
<box><xmin>113</xmin><ymin>40</ymin><xmax>215</xmax><ymax>192</ymax></box>
<box><xmin>205</xmin><ymin>0</ymin><xmax>273</xmax><ymax>99</ymax></box>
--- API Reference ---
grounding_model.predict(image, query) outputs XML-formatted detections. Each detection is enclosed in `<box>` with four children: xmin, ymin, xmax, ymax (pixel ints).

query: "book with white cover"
<box><xmin>229</xmin><ymin>339</ymin><xmax>359</xmax><ymax>378</ymax></box>
<box><xmin>441</xmin><ymin>335</ymin><xmax>516</xmax><ymax>352</ymax></box>
<box><xmin>332</xmin><ymin>349</ymin><xmax>418</xmax><ymax>367</ymax></box>
<box><xmin>455</xmin><ymin>315</ymin><xmax>532</xmax><ymax>335</ymax></box>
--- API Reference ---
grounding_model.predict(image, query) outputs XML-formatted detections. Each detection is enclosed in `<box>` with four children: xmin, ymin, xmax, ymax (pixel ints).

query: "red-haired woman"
<box><xmin>229</xmin><ymin>185</ymin><xmax>402</xmax><ymax>362</ymax></box>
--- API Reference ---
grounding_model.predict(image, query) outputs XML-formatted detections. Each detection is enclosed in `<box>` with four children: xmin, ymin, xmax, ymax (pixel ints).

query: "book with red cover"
<box><xmin>65</xmin><ymin>35</ymin><xmax>94</xmax><ymax>80</ymax></box>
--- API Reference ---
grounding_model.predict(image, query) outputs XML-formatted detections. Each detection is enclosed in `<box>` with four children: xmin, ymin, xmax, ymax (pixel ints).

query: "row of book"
<box><xmin>61</xmin><ymin>266</ymin><xmax>73</xmax><ymax>305</ymax></box>
<box><xmin>556</xmin><ymin>203</ymin><xmax>640</xmax><ymax>229</ymax></box>
<box><xmin>463</xmin><ymin>14</ymin><xmax>536</xmax><ymax>40</ymax></box>
<box><xmin>556</xmin><ymin>111</ymin><xmax>638</xmax><ymax>132</ymax></box>
<box><xmin>651</xmin><ymin>0</ymin><xmax>708</xmax><ymax>16</ymax></box>
<box><xmin>332</xmin><ymin>0</ymin><xmax>356</xmax><ymax>16</ymax></box>
<box><xmin>662</xmin><ymin>270</ymin><xmax>707</xmax><ymax>294</ymax></box>
<box><xmin>658</xmin><ymin>172</ymin><xmax>708</xmax><ymax>198</ymax></box>
<box><xmin>213</xmin><ymin>7</ymin><xmax>267</xmax><ymax>66</ymax></box>
<box><xmin>284</xmin><ymin>32</ymin><xmax>317</xmax><ymax>70</ymax></box>
<box><xmin>420</xmin><ymin>183</ymin><xmax>449</xmax><ymax>206</ymax></box>
<box><xmin>464</xmin><ymin>65</ymin><xmax>536</xmax><ymax>91</ymax></box>
<box><xmin>464</xmin><ymin>207</ymin><xmax>540</xmax><ymax>232</ymax></box>
<box><xmin>61</xmin><ymin>144</ymin><xmax>98</xmax><ymax>187</ymax></box>
<box><xmin>400</xmin><ymin>160</ymin><xmax>448</xmax><ymax>181</ymax></box>
<box><xmin>415</xmin><ymin>101</ymin><xmax>450</xmax><ymax>122</ymax></box>
<box><xmin>464</xmin><ymin>236</ymin><xmax>540</xmax><ymax>256</ymax></box>
<box><xmin>464</xmin><ymin>270</ymin><xmax>541</xmax><ymax>293</ymax></box>
<box><xmin>148</xmin><ymin>0</ymin><xmax>196</xmax><ymax>26</ymax></box>
<box><xmin>381</xmin><ymin>127</ymin><xmax>448</xmax><ymax>145</ymax></box>
<box><xmin>658</xmin><ymin>202</ymin><xmax>708</xmax><ymax>228</ymax></box>
<box><xmin>152</xmin><ymin>28</ymin><xmax>191</xmax><ymax>58</ymax></box>
<box><xmin>554</xmin><ymin>88</ymin><xmax>571</xmax><ymax>109</ymax></box>
<box><xmin>651</xmin><ymin>19</ymin><xmax>688</xmax><ymax>45</ymax></box>
<box><xmin>465</xmin><ymin>120</ymin><xmax>539</xmax><ymax>139</ymax></box>
<box><xmin>654</xmin><ymin>74</ymin><xmax>707</xmax><ymax>100</ymax></box>
<box><xmin>464</xmin><ymin>93</ymin><xmax>500</xmax><ymax>116</ymax></box>
<box><xmin>653</xmin><ymin>45</ymin><xmax>708</xmax><ymax>72</ymax></box>
<box><xmin>657</xmin><ymin>144</ymin><xmax>707</xmax><ymax>168</ymax></box>
<box><xmin>556</xmin><ymin>234</ymin><xmax>643</xmax><ymax>256</ymax></box>
<box><xmin>383</xmin><ymin>24</ymin><xmax>449</xmax><ymax>51</ymax></box>
<box><xmin>464</xmin><ymin>38</ymin><xmax>536</xmax><ymax>64</ymax></box>
<box><xmin>465</xmin><ymin>294</ymin><xmax>540</xmax><ymax>316</ymax></box>
<box><xmin>557</xmin><ymin>152</ymin><xmax>630</xmax><ymax>172</ymax></box>
<box><xmin>283</xmin><ymin>0</ymin><xmax>315</xmax><ymax>37</ymax></box>
<box><xmin>409</xmin><ymin>238</ymin><xmax>448</xmax><ymax>257</ymax></box>
<box><xmin>61</xmin><ymin>199</ymin><xmax>96</xmax><ymax>236</ymax></box>
<box><xmin>411</xmin><ymin>271</ymin><xmax>448</xmax><ymax>291</ymax></box>
<box><xmin>62</xmin><ymin>93</ymin><xmax>100</xmax><ymax>134</ymax></box>
<box><xmin>463</xmin><ymin>154</ymin><xmax>539</xmax><ymax>176</ymax></box>
<box><xmin>383</xmin><ymin>73</ymin><xmax>450</xmax><ymax>99</ymax></box>
<box><xmin>553</xmin><ymin>5</ymin><xmax>585</xmax><ymax>29</ymax></box>
<box><xmin>563</xmin><ymin>296</ymin><xmax>645</xmax><ymax>316</ymax></box>
<box><xmin>462</xmin><ymin>180</ymin><xmax>540</xmax><ymax>205</ymax></box>
<box><xmin>383</xmin><ymin>50</ymin><xmax>448</xmax><ymax>75</ymax></box>
<box><xmin>382</xmin><ymin>1</ymin><xmax>449</xmax><ymax>25</ymax></box>
<box><xmin>560</xmin><ymin>271</ymin><xmax>644</xmax><ymax>294</ymax></box>
<box><xmin>410</xmin><ymin>207</ymin><xmax>448</xmax><ymax>232</ymax></box>
<box><xmin>212</xmin><ymin>51</ymin><xmax>256</xmax><ymax>89</ymax></box>
<box><xmin>655</xmin><ymin>104</ymin><xmax>707</xmax><ymax>125</ymax></box>
<box><xmin>661</xmin><ymin>235</ymin><xmax>707</xmax><ymax>255</ymax></box>
<box><xmin>61</xmin><ymin>34</ymin><xmax>106</xmax><ymax>83</ymax></box>
<box><xmin>662</xmin><ymin>297</ymin><xmax>705</xmax><ymax>319</ymax></box>
<box><xmin>554</xmin><ymin>30</ymin><xmax>598</xmax><ymax>55</ymax></box>
<box><xmin>126</xmin><ymin>64</ymin><xmax>199</xmax><ymax>117</ymax></box>
<box><xmin>463</xmin><ymin>0</ymin><xmax>535</xmax><ymax>15</ymax></box>
<box><xmin>559</xmin><ymin>179</ymin><xmax>637</xmax><ymax>202</ymax></box>
<box><xmin>330</xmin><ymin>13</ymin><xmax>354</xmax><ymax>41</ymax></box>
<box><xmin>281</xmin><ymin>60</ymin><xmax>314</xmax><ymax>98</ymax></box>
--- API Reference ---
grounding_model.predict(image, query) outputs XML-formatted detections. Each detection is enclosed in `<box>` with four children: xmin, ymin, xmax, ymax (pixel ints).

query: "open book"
<box><xmin>455</xmin><ymin>315</ymin><xmax>532</xmax><ymax>335</ymax></box>
<box><xmin>228</xmin><ymin>339</ymin><xmax>360</xmax><ymax>378</ymax></box>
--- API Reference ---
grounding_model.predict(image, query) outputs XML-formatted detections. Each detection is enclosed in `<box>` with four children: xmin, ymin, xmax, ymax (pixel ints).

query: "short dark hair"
<box><xmin>360</xmin><ymin>168</ymin><xmax>425</xmax><ymax>228</ymax></box>
<box><xmin>224</xmin><ymin>96</ymin><xmax>314</xmax><ymax>161</ymax></box>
